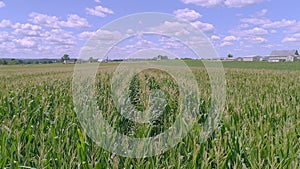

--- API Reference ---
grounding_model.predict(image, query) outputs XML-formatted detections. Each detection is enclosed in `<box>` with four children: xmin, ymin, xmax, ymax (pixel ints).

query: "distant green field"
<box><xmin>221</xmin><ymin>61</ymin><xmax>300</xmax><ymax>71</ymax></box>
<box><xmin>0</xmin><ymin>60</ymin><xmax>299</xmax><ymax>168</ymax></box>
<box><xmin>183</xmin><ymin>60</ymin><xmax>300</xmax><ymax>71</ymax></box>
<box><xmin>1</xmin><ymin>60</ymin><xmax>299</xmax><ymax>73</ymax></box>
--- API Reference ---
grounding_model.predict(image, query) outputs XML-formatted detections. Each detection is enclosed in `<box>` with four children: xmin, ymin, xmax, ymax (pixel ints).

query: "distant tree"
<box><xmin>76</xmin><ymin>59</ymin><xmax>83</xmax><ymax>64</ymax></box>
<box><xmin>88</xmin><ymin>57</ymin><xmax>95</xmax><ymax>63</ymax></box>
<box><xmin>18</xmin><ymin>60</ymin><xmax>24</xmax><ymax>64</ymax></box>
<box><xmin>26</xmin><ymin>60</ymin><xmax>32</xmax><ymax>64</ymax></box>
<box><xmin>61</xmin><ymin>54</ymin><xmax>70</xmax><ymax>62</ymax></box>
<box><xmin>157</xmin><ymin>55</ymin><xmax>169</xmax><ymax>60</ymax></box>
<box><xmin>227</xmin><ymin>54</ymin><xmax>233</xmax><ymax>58</ymax></box>
<box><xmin>8</xmin><ymin>59</ymin><xmax>18</xmax><ymax>65</ymax></box>
<box><xmin>182</xmin><ymin>57</ymin><xmax>192</xmax><ymax>60</ymax></box>
<box><xmin>161</xmin><ymin>55</ymin><xmax>168</xmax><ymax>60</ymax></box>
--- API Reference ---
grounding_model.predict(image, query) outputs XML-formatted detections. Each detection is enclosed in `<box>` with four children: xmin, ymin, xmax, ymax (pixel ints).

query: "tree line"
<box><xmin>0</xmin><ymin>54</ymin><xmax>71</xmax><ymax>65</ymax></box>
<box><xmin>0</xmin><ymin>54</ymin><xmax>171</xmax><ymax>65</ymax></box>
<box><xmin>0</xmin><ymin>58</ymin><xmax>61</xmax><ymax>65</ymax></box>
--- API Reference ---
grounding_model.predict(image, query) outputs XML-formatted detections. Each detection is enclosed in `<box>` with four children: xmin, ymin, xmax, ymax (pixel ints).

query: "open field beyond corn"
<box><xmin>0</xmin><ymin>61</ymin><xmax>299</xmax><ymax>168</ymax></box>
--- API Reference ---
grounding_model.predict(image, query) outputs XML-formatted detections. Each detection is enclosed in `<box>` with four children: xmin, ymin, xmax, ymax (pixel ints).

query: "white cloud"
<box><xmin>255</xmin><ymin>9</ymin><xmax>268</xmax><ymax>17</ymax></box>
<box><xmin>85</xmin><ymin>30</ymin><xmax>122</xmax><ymax>53</ymax></box>
<box><xmin>232</xmin><ymin>27</ymin><xmax>268</xmax><ymax>37</ymax></box>
<box><xmin>245</xmin><ymin>27</ymin><xmax>268</xmax><ymax>36</ymax></box>
<box><xmin>241</xmin><ymin>17</ymin><xmax>271</xmax><ymax>25</ymax></box>
<box><xmin>44</xmin><ymin>29</ymin><xmax>76</xmax><ymax>46</ymax></box>
<box><xmin>287</xmin><ymin>22</ymin><xmax>300</xmax><ymax>33</ymax></box>
<box><xmin>223</xmin><ymin>35</ymin><xmax>239</xmax><ymax>41</ymax></box>
<box><xmin>0</xmin><ymin>1</ymin><xmax>5</xmax><ymax>8</ymax></box>
<box><xmin>239</xmin><ymin>24</ymin><xmax>250</xmax><ymax>28</ymax></box>
<box><xmin>136</xmin><ymin>39</ymin><xmax>156</xmax><ymax>48</ymax></box>
<box><xmin>29</xmin><ymin>12</ymin><xmax>90</xmax><ymax>29</ymax></box>
<box><xmin>12</xmin><ymin>23</ymin><xmax>42</xmax><ymax>31</ymax></box>
<box><xmin>78</xmin><ymin>31</ymin><xmax>95</xmax><ymax>40</ymax></box>
<box><xmin>148</xmin><ymin>21</ymin><xmax>191</xmax><ymax>36</ymax></box>
<box><xmin>219</xmin><ymin>36</ymin><xmax>239</xmax><ymax>48</ymax></box>
<box><xmin>13</xmin><ymin>37</ymin><xmax>36</xmax><ymax>47</ymax></box>
<box><xmin>7</xmin><ymin>22</ymin><xmax>43</xmax><ymax>37</ymax></box>
<box><xmin>61</xmin><ymin>14</ymin><xmax>90</xmax><ymax>28</ymax></box>
<box><xmin>220</xmin><ymin>41</ymin><xmax>233</xmax><ymax>47</ymax></box>
<box><xmin>95</xmin><ymin>30</ymin><xmax>122</xmax><ymax>41</ymax></box>
<box><xmin>9</xmin><ymin>23</ymin><xmax>43</xmax><ymax>38</ymax></box>
<box><xmin>0</xmin><ymin>42</ymin><xmax>16</xmax><ymax>54</ymax></box>
<box><xmin>160</xmin><ymin>39</ymin><xmax>184</xmax><ymax>50</ymax></box>
<box><xmin>262</xmin><ymin>19</ymin><xmax>297</xmax><ymax>29</ymax></box>
<box><xmin>240</xmin><ymin>10</ymin><xmax>298</xmax><ymax>30</ymax></box>
<box><xmin>13</xmin><ymin>29</ymin><xmax>42</xmax><ymax>37</ymax></box>
<box><xmin>191</xmin><ymin>21</ymin><xmax>215</xmax><ymax>33</ymax></box>
<box><xmin>81</xmin><ymin>29</ymin><xmax>124</xmax><ymax>59</ymax></box>
<box><xmin>0</xmin><ymin>19</ymin><xmax>13</xmax><ymax>28</ymax></box>
<box><xmin>10</xmin><ymin>28</ymin><xmax>75</xmax><ymax>51</ymax></box>
<box><xmin>282</xmin><ymin>33</ymin><xmax>300</xmax><ymax>43</ymax></box>
<box><xmin>181</xmin><ymin>0</ymin><xmax>223</xmax><ymax>7</ymax></box>
<box><xmin>172</xmin><ymin>8</ymin><xmax>215</xmax><ymax>33</ymax></box>
<box><xmin>29</xmin><ymin>12</ymin><xmax>61</xmax><ymax>28</ymax></box>
<box><xmin>94</xmin><ymin>0</ymin><xmax>101</xmax><ymax>2</ymax></box>
<box><xmin>86</xmin><ymin>5</ymin><xmax>114</xmax><ymax>17</ymax></box>
<box><xmin>180</xmin><ymin>0</ymin><xmax>267</xmax><ymax>8</ymax></box>
<box><xmin>250</xmin><ymin>37</ymin><xmax>267</xmax><ymax>43</ymax></box>
<box><xmin>146</xmin><ymin>20</ymin><xmax>214</xmax><ymax>55</ymax></box>
<box><xmin>264</xmin><ymin>44</ymin><xmax>274</xmax><ymax>49</ymax></box>
<box><xmin>211</xmin><ymin>35</ymin><xmax>221</xmax><ymax>41</ymax></box>
<box><xmin>0</xmin><ymin>31</ymin><xmax>11</xmax><ymax>42</ymax></box>
<box><xmin>240</xmin><ymin>10</ymin><xmax>300</xmax><ymax>36</ymax></box>
<box><xmin>126</xmin><ymin>29</ymin><xmax>135</xmax><ymax>34</ymax></box>
<box><xmin>224</xmin><ymin>0</ymin><xmax>267</xmax><ymax>8</ymax></box>
<box><xmin>0</xmin><ymin>25</ymin><xmax>80</xmax><ymax>58</ymax></box>
<box><xmin>227</xmin><ymin>25</ymin><xmax>269</xmax><ymax>47</ymax></box>
<box><xmin>174</xmin><ymin>8</ymin><xmax>202</xmax><ymax>21</ymax></box>
<box><xmin>30</xmin><ymin>29</ymin><xmax>79</xmax><ymax>57</ymax></box>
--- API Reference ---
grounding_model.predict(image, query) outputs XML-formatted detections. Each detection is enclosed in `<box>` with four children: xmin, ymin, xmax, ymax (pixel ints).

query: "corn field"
<box><xmin>0</xmin><ymin>62</ymin><xmax>299</xmax><ymax>168</ymax></box>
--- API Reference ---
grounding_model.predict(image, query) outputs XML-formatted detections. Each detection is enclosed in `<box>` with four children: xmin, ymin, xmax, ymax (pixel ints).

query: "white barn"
<box><xmin>242</xmin><ymin>56</ymin><xmax>262</xmax><ymax>62</ymax></box>
<box><xmin>268</xmin><ymin>50</ymin><xmax>299</xmax><ymax>62</ymax></box>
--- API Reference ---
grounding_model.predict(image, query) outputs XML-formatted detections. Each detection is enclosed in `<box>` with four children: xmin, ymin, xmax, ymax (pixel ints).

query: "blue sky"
<box><xmin>0</xmin><ymin>0</ymin><xmax>300</xmax><ymax>58</ymax></box>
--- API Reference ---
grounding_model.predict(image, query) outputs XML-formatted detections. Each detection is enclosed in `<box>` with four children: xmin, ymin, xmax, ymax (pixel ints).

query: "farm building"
<box><xmin>224</xmin><ymin>57</ymin><xmax>237</xmax><ymax>61</ymax></box>
<box><xmin>236</xmin><ymin>57</ymin><xmax>243</xmax><ymax>61</ymax></box>
<box><xmin>242</xmin><ymin>56</ymin><xmax>262</xmax><ymax>61</ymax></box>
<box><xmin>63</xmin><ymin>59</ymin><xmax>76</xmax><ymax>64</ymax></box>
<box><xmin>268</xmin><ymin>50</ymin><xmax>299</xmax><ymax>62</ymax></box>
<box><xmin>224</xmin><ymin>57</ymin><xmax>243</xmax><ymax>61</ymax></box>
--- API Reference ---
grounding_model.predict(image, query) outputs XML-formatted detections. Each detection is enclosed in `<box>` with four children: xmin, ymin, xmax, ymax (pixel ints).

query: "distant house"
<box><xmin>236</xmin><ymin>57</ymin><xmax>243</xmax><ymax>61</ymax></box>
<box><xmin>261</xmin><ymin>56</ymin><xmax>269</xmax><ymax>61</ymax></box>
<box><xmin>63</xmin><ymin>59</ymin><xmax>76</xmax><ymax>64</ymax></box>
<box><xmin>224</xmin><ymin>57</ymin><xmax>237</xmax><ymax>61</ymax></box>
<box><xmin>268</xmin><ymin>50</ymin><xmax>299</xmax><ymax>62</ymax></box>
<box><xmin>223</xmin><ymin>57</ymin><xmax>243</xmax><ymax>61</ymax></box>
<box><xmin>242</xmin><ymin>56</ymin><xmax>262</xmax><ymax>62</ymax></box>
